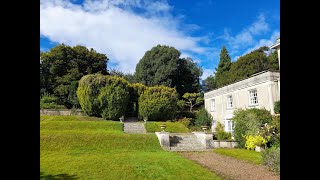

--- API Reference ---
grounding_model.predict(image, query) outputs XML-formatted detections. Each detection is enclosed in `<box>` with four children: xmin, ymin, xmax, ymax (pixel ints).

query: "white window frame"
<box><xmin>212</xmin><ymin>120</ymin><xmax>216</xmax><ymax>132</ymax></box>
<box><xmin>227</xmin><ymin>95</ymin><xmax>233</xmax><ymax>109</ymax></box>
<box><xmin>249</xmin><ymin>89</ymin><xmax>258</xmax><ymax>106</ymax></box>
<box><xmin>224</xmin><ymin>119</ymin><xmax>234</xmax><ymax>136</ymax></box>
<box><xmin>210</xmin><ymin>99</ymin><xmax>215</xmax><ymax>111</ymax></box>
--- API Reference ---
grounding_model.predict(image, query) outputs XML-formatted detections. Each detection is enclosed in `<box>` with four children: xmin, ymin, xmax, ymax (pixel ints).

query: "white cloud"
<box><xmin>40</xmin><ymin>0</ymin><xmax>207</xmax><ymax>73</ymax></box>
<box><xmin>201</xmin><ymin>68</ymin><xmax>214</xmax><ymax>80</ymax></box>
<box><xmin>223</xmin><ymin>14</ymin><xmax>270</xmax><ymax>50</ymax></box>
<box><xmin>242</xmin><ymin>31</ymin><xmax>280</xmax><ymax>55</ymax></box>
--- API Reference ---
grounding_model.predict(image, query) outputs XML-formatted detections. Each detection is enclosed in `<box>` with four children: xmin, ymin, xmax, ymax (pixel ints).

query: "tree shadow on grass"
<box><xmin>40</xmin><ymin>172</ymin><xmax>78</xmax><ymax>179</ymax></box>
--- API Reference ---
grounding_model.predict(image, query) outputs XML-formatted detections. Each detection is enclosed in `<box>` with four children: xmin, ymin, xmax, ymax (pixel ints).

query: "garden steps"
<box><xmin>169</xmin><ymin>133</ymin><xmax>205</xmax><ymax>151</ymax></box>
<box><xmin>123</xmin><ymin>120</ymin><xmax>146</xmax><ymax>134</ymax></box>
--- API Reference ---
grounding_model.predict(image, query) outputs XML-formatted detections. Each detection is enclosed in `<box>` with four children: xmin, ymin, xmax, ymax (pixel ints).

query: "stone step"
<box><xmin>170</xmin><ymin>147</ymin><xmax>206</xmax><ymax>151</ymax></box>
<box><xmin>123</xmin><ymin>122</ymin><xmax>146</xmax><ymax>134</ymax></box>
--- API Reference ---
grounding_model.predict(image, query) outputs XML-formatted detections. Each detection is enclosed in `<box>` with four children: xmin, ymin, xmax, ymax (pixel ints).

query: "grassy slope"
<box><xmin>41</xmin><ymin>116</ymin><xmax>220</xmax><ymax>179</ymax></box>
<box><xmin>145</xmin><ymin>122</ymin><xmax>190</xmax><ymax>133</ymax></box>
<box><xmin>213</xmin><ymin>148</ymin><xmax>262</xmax><ymax>165</ymax></box>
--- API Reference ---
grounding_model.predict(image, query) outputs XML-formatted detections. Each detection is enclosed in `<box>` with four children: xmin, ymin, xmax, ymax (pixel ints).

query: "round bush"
<box><xmin>232</xmin><ymin>108</ymin><xmax>273</xmax><ymax>148</ymax></box>
<box><xmin>77</xmin><ymin>74</ymin><xmax>130</xmax><ymax>120</ymax></box>
<box><xmin>138</xmin><ymin>85</ymin><xmax>178</xmax><ymax>121</ymax></box>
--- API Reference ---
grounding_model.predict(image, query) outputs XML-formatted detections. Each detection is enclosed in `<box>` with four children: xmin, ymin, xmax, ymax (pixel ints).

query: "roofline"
<box><xmin>204</xmin><ymin>70</ymin><xmax>280</xmax><ymax>97</ymax></box>
<box><xmin>270</xmin><ymin>42</ymin><xmax>280</xmax><ymax>49</ymax></box>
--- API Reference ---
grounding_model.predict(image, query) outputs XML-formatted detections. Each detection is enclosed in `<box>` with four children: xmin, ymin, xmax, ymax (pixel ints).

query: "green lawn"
<box><xmin>145</xmin><ymin>122</ymin><xmax>190</xmax><ymax>133</ymax></box>
<box><xmin>213</xmin><ymin>148</ymin><xmax>262</xmax><ymax>165</ymax></box>
<box><xmin>41</xmin><ymin>116</ymin><xmax>221</xmax><ymax>179</ymax></box>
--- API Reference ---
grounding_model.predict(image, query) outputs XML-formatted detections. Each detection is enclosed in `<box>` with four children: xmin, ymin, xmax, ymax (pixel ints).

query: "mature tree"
<box><xmin>182</xmin><ymin>93</ymin><xmax>204</xmax><ymax>112</ymax></box>
<box><xmin>108</xmin><ymin>68</ymin><xmax>124</xmax><ymax>77</ymax></box>
<box><xmin>123</xmin><ymin>73</ymin><xmax>136</xmax><ymax>83</ymax></box>
<box><xmin>202</xmin><ymin>75</ymin><xmax>217</xmax><ymax>92</ymax></box>
<box><xmin>175</xmin><ymin>57</ymin><xmax>203</xmax><ymax>97</ymax></box>
<box><xmin>40</xmin><ymin>44</ymin><xmax>108</xmax><ymax>108</ymax></box>
<box><xmin>215</xmin><ymin>46</ymin><xmax>232</xmax><ymax>87</ymax></box>
<box><xmin>227</xmin><ymin>46</ymin><xmax>269</xmax><ymax>84</ymax></box>
<box><xmin>135</xmin><ymin>45</ymin><xmax>180</xmax><ymax>87</ymax></box>
<box><xmin>267</xmin><ymin>50</ymin><xmax>279</xmax><ymax>71</ymax></box>
<box><xmin>135</xmin><ymin>45</ymin><xmax>202</xmax><ymax>96</ymax></box>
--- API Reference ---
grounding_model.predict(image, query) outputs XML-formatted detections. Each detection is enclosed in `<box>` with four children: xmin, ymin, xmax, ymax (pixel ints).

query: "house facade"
<box><xmin>204</xmin><ymin>38</ymin><xmax>280</xmax><ymax>135</ymax></box>
<box><xmin>204</xmin><ymin>71</ymin><xmax>280</xmax><ymax>134</ymax></box>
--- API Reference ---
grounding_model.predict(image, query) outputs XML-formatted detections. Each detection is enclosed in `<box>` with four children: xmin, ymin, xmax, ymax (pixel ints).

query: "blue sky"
<box><xmin>40</xmin><ymin>0</ymin><xmax>280</xmax><ymax>79</ymax></box>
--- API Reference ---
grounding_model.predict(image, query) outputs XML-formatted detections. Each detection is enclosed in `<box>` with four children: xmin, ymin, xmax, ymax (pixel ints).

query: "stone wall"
<box><xmin>40</xmin><ymin>109</ymin><xmax>86</xmax><ymax>116</ymax></box>
<box><xmin>212</xmin><ymin>140</ymin><xmax>238</xmax><ymax>148</ymax></box>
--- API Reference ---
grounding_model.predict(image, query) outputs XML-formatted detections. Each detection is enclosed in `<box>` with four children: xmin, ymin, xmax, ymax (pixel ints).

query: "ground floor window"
<box><xmin>224</xmin><ymin>119</ymin><xmax>234</xmax><ymax>135</ymax></box>
<box><xmin>212</xmin><ymin>120</ymin><xmax>216</xmax><ymax>132</ymax></box>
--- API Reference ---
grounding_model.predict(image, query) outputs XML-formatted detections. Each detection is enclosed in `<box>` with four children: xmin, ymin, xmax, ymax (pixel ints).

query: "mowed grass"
<box><xmin>213</xmin><ymin>148</ymin><xmax>262</xmax><ymax>165</ymax></box>
<box><xmin>145</xmin><ymin>122</ymin><xmax>190</xmax><ymax>133</ymax></box>
<box><xmin>41</xmin><ymin>116</ymin><xmax>221</xmax><ymax>179</ymax></box>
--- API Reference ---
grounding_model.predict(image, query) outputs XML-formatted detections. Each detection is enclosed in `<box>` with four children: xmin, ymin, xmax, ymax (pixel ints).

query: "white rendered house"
<box><xmin>204</xmin><ymin>71</ymin><xmax>280</xmax><ymax>135</ymax></box>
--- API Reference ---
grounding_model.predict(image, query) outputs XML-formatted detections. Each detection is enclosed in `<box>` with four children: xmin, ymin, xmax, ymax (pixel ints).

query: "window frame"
<box><xmin>224</xmin><ymin>119</ymin><xmax>234</xmax><ymax>136</ymax></box>
<box><xmin>248</xmin><ymin>89</ymin><xmax>259</xmax><ymax>106</ymax></box>
<box><xmin>210</xmin><ymin>98</ymin><xmax>215</xmax><ymax>112</ymax></box>
<box><xmin>226</xmin><ymin>95</ymin><xmax>233</xmax><ymax>109</ymax></box>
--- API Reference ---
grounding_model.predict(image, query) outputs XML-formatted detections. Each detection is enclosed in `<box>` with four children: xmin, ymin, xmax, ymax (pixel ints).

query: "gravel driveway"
<box><xmin>179</xmin><ymin>151</ymin><xmax>280</xmax><ymax>180</ymax></box>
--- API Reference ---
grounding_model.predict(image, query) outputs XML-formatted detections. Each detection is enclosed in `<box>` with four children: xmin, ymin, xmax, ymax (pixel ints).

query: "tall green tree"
<box><xmin>175</xmin><ymin>57</ymin><xmax>203</xmax><ymax>96</ymax></box>
<box><xmin>215</xmin><ymin>46</ymin><xmax>232</xmax><ymax>87</ymax></box>
<box><xmin>40</xmin><ymin>44</ymin><xmax>108</xmax><ymax>108</ymax></box>
<box><xmin>267</xmin><ymin>50</ymin><xmax>279</xmax><ymax>71</ymax></box>
<box><xmin>135</xmin><ymin>45</ymin><xmax>202</xmax><ymax>97</ymax></box>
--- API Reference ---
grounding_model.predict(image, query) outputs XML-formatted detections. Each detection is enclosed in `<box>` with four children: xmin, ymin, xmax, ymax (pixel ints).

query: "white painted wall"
<box><xmin>204</xmin><ymin>71</ymin><xmax>280</xmax><ymax>132</ymax></box>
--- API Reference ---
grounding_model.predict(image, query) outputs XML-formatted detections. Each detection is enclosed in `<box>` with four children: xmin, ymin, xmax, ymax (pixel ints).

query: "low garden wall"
<box><xmin>212</xmin><ymin>140</ymin><xmax>238</xmax><ymax>148</ymax></box>
<box><xmin>40</xmin><ymin>109</ymin><xmax>86</xmax><ymax>116</ymax></box>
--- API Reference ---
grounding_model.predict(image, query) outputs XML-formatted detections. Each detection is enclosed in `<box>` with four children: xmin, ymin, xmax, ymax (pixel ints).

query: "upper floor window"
<box><xmin>210</xmin><ymin>99</ymin><xmax>215</xmax><ymax>111</ymax></box>
<box><xmin>227</xmin><ymin>95</ymin><xmax>233</xmax><ymax>109</ymax></box>
<box><xmin>249</xmin><ymin>89</ymin><xmax>258</xmax><ymax>105</ymax></box>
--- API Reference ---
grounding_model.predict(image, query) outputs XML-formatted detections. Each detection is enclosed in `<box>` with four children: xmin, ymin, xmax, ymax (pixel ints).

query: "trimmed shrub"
<box><xmin>177</xmin><ymin>117</ymin><xmax>192</xmax><ymax>127</ymax></box>
<box><xmin>232</xmin><ymin>108</ymin><xmax>273</xmax><ymax>148</ymax></box>
<box><xmin>98</xmin><ymin>83</ymin><xmax>130</xmax><ymax>120</ymax></box>
<box><xmin>194</xmin><ymin>108</ymin><xmax>212</xmax><ymax>127</ymax></box>
<box><xmin>262</xmin><ymin>147</ymin><xmax>280</xmax><ymax>174</ymax></box>
<box><xmin>77</xmin><ymin>74</ymin><xmax>130</xmax><ymax>120</ymax></box>
<box><xmin>139</xmin><ymin>85</ymin><xmax>178</xmax><ymax>121</ymax></box>
<box><xmin>274</xmin><ymin>101</ymin><xmax>280</xmax><ymax>114</ymax></box>
<box><xmin>40</xmin><ymin>94</ymin><xmax>66</xmax><ymax>109</ymax></box>
<box><xmin>215</xmin><ymin>122</ymin><xmax>232</xmax><ymax>140</ymax></box>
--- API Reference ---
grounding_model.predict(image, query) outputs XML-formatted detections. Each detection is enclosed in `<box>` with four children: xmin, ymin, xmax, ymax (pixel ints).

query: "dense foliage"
<box><xmin>40</xmin><ymin>44</ymin><xmax>108</xmax><ymax>108</ymax></box>
<box><xmin>215</xmin><ymin>46</ymin><xmax>232</xmax><ymax>88</ymax></box>
<box><xmin>182</xmin><ymin>93</ymin><xmax>204</xmax><ymax>112</ymax></box>
<box><xmin>215</xmin><ymin>122</ymin><xmax>232</xmax><ymax>140</ymax></box>
<box><xmin>203</xmin><ymin>46</ymin><xmax>279</xmax><ymax>91</ymax></box>
<box><xmin>244</xmin><ymin>135</ymin><xmax>270</xmax><ymax>150</ymax></box>
<box><xmin>261</xmin><ymin>147</ymin><xmax>280</xmax><ymax>174</ymax></box>
<box><xmin>194</xmin><ymin>108</ymin><xmax>212</xmax><ymax>127</ymax></box>
<box><xmin>134</xmin><ymin>45</ymin><xmax>202</xmax><ymax>97</ymax></box>
<box><xmin>138</xmin><ymin>86</ymin><xmax>178</xmax><ymax>121</ymax></box>
<box><xmin>40</xmin><ymin>93</ymin><xmax>66</xmax><ymax>109</ymax></box>
<box><xmin>274</xmin><ymin>101</ymin><xmax>280</xmax><ymax>114</ymax></box>
<box><xmin>232</xmin><ymin>108</ymin><xmax>273</xmax><ymax>148</ymax></box>
<box><xmin>77</xmin><ymin>74</ymin><xmax>130</xmax><ymax>120</ymax></box>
